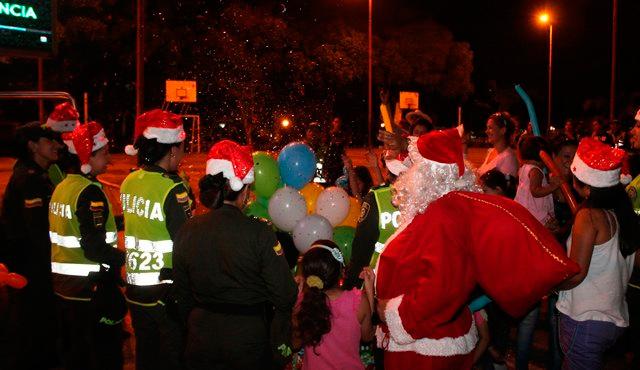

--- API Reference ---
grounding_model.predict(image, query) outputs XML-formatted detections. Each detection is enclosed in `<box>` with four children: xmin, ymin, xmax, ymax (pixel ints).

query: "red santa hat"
<box><xmin>45</xmin><ymin>102</ymin><xmax>80</xmax><ymax>133</ymax></box>
<box><xmin>416</xmin><ymin>127</ymin><xmax>465</xmax><ymax>177</ymax></box>
<box><xmin>62</xmin><ymin>121</ymin><xmax>109</xmax><ymax>174</ymax></box>
<box><xmin>571</xmin><ymin>137</ymin><xmax>626</xmax><ymax>188</ymax></box>
<box><xmin>125</xmin><ymin>109</ymin><xmax>185</xmax><ymax>155</ymax></box>
<box><xmin>205</xmin><ymin>140</ymin><xmax>254</xmax><ymax>191</ymax></box>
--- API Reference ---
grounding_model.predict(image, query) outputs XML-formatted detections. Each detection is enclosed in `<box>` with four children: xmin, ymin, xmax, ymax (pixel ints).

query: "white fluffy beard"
<box><xmin>392</xmin><ymin>138</ymin><xmax>481</xmax><ymax>226</ymax></box>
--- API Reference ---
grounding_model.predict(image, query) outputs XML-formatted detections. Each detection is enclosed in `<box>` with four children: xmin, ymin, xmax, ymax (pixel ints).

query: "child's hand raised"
<box><xmin>359</xmin><ymin>267</ymin><xmax>375</xmax><ymax>294</ymax></box>
<box><xmin>549</xmin><ymin>173</ymin><xmax>563</xmax><ymax>189</ymax></box>
<box><xmin>359</xmin><ymin>267</ymin><xmax>376</xmax><ymax>312</ymax></box>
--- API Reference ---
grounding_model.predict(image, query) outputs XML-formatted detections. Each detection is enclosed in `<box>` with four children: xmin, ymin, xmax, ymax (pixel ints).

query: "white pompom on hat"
<box><xmin>62</xmin><ymin>121</ymin><xmax>109</xmax><ymax>174</ymax></box>
<box><xmin>205</xmin><ymin>140</ymin><xmax>254</xmax><ymax>191</ymax></box>
<box><xmin>125</xmin><ymin>109</ymin><xmax>186</xmax><ymax>155</ymax></box>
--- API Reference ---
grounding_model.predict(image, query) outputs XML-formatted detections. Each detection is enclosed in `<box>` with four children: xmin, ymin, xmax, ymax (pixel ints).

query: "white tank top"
<box><xmin>556</xmin><ymin>211</ymin><xmax>636</xmax><ymax>327</ymax></box>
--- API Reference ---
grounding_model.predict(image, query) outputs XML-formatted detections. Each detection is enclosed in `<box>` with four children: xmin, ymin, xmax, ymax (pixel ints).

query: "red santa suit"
<box><xmin>375</xmin><ymin>128</ymin><xmax>580</xmax><ymax>369</ymax></box>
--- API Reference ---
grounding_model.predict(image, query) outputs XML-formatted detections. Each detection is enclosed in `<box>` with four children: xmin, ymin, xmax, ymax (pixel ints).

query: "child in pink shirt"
<box><xmin>293</xmin><ymin>240</ymin><xmax>375</xmax><ymax>370</ymax></box>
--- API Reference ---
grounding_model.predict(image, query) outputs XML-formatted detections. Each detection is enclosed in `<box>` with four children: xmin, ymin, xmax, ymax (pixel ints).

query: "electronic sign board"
<box><xmin>0</xmin><ymin>1</ymin><xmax>54</xmax><ymax>56</ymax></box>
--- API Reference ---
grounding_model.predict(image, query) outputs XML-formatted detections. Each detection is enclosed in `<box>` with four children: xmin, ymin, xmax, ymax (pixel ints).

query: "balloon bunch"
<box><xmin>245</xmin><ymin>142</ymin><xmax>361</xmax><ymax>263</ymax></box>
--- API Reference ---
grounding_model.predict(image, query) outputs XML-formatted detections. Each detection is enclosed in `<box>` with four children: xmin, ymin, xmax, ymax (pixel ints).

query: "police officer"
<box><xmin>121</xmin><ymin>109</ymin><xmax>192</xmax><ymax>370</ymax></box>
<box><xmin>49</xmin><ymin>122</ymin><xmax>125</xmax><ymax>370</ymax></box>
<box><xmin>2</xmin><ymin>122</ymin><xmax>60</xmax><ymax>370</ymax></box>
<box><xmin>173</xmin><ymin>140</ymin><xmax>297</xmax><ymax>370</ymax></box>
<box><xmin>44</xmin><ymin>101</ymin><xmax>81</xmax><ymax>186</ymax></box>
<box><xmin>344</xmin><ymin>169</ymin><xmax>400</xmax><ymax>290</ymax></box>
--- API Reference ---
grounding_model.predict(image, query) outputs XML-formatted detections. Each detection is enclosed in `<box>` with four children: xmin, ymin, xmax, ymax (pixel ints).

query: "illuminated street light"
<box><xmin>537</xmin><ymin>11</ymin><xmax>553</xmax><ymax>131</ymax></box>
<box><xmin>281</xmin><ymin>118</ymin><xmax>290</xmax><ymax>128</ymax></box>
<box><xmin>538</xmin><ymin>13</ymin><xmax>549</xmax><ymax>24</ymax></box>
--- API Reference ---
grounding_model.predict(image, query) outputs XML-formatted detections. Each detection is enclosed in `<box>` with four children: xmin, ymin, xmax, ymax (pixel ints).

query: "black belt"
<box><xmin>197</xmin><ymin>301</ymin><xmax>267</xmax><ymax>316</ymax></box>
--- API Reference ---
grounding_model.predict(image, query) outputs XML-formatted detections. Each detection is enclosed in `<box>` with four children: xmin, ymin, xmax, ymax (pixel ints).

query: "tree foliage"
<box><xmin>1</xmin><ymin>0</ymin><xmax>474</xmax><ymax>148</ymax></box>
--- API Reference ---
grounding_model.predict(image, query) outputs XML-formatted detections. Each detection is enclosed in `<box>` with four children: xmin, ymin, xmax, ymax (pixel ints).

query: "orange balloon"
<box><xmin>300</xmin><ymin>183</ymin><xmax>324</xmax><ymax>214</ymax></box>
<box><xmin>338</xmin><ymin>197</ymin><xmax>361</xmax><ymax>228</ymax></box>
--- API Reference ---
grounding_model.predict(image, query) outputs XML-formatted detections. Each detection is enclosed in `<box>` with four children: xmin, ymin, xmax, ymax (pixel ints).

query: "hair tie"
<box><xmin>306</xmin><ymin>275</ymin><xmax>324</xmax><ymax>290</ymax></box>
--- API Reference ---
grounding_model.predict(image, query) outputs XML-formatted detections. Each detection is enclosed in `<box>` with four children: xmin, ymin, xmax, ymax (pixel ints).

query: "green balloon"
<box><xmin>256</xmin><ymin>196</ymin><xmax>270</xmax><ymax>207</ymax></box>
<box><xmin>253</xmin><ymin>152</ymin><xmax>281</xmax><ymax>199</ymax></box>
<box><xmin>245</xmin><ymin>201</ymin><xmax>270</xmax><ymax>220</ymax></box>
<box><xmin>333</xmin><ymin>226</ymin><xmax>355</xmax><ymax>264</ymax></box>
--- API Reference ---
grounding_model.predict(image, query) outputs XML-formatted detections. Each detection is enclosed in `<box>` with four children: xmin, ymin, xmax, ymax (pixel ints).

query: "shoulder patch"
<box><xmin>628</xmin><ymin>186</ymin><xmax>637</xmax><ymax>201</ymax></box>
<box><xmin>358</xmin><ymin>201</ymin><xmax>371</xmax><ymax>223</ymax></box>
<box><xmin>89</xmin><ymin>201</ymin><xmax>105</xmax><ymax>212</ymax></box>
<box><xmin>175</xmin><ymin>191</ymin><xmax>189</xmax><ymax>203</ymax></box>
<box><xmin>24</xmin><ymin>198</ymin><xmax>43</xmax><ymax>208</ymax></box>
<box><xmin>273</xmin><ymin>242</ymin><xmax>284</xmax><ymax>256</ymax></box>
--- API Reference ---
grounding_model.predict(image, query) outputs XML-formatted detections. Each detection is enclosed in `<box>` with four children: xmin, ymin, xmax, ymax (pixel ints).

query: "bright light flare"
<box><xmin>281</xmin><ymin>119</ymin><xmax>290</xmax><ymax>128</ymax></box>
<box><xmin>538</xmin><ymin>13</ymin><xmax>550</xmax><ymax>24</ymax></box>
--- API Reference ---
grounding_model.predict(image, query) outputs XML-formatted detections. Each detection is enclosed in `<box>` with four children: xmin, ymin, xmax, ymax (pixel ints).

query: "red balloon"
<box><xmin>0</xmin><ymin>271</ymin><xmax>28</xmax><ymax>289</ymax></box>
<box><xmin>539</xmin><ymin>150</ymin><xmax>578</xmax><ymax>215</ymax></box>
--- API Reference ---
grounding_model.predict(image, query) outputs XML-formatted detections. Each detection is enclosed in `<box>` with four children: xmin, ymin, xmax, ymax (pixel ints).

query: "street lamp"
<box><xmin>367</xmin><ymin>0</ymin><xmax>373</xmax><ymax>148</ymax></box>
<box><xmin>538</xmin><ymin>12</ymin><xmax>553</xmax><ymax>130</ymax></box>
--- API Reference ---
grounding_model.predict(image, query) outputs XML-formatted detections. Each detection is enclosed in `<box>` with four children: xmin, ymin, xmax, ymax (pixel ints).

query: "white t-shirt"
<box><xmin>513</xmin><ymin>164</ymin><xmax>554</xmax><ymax>223</ymax></box>
<box><xmin>477</xmin><ymin>147</ymin><xmax>519</xmax><ymax>178</ymax></box>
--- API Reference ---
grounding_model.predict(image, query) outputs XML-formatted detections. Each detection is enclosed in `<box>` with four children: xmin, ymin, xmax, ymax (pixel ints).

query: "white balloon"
<box><xmin>268</xmin><ymin>186</ymin><xmax>307</xmax><ymax>232</ymax></box>
<box><xmin>315</xmin><ymin>186</ymin><xmax>350</xmax><ymax>226</ymax></box>
<box><xmin>293</xmin><ymin>214</ymin><xmax>334</xmax><ymax>254</ymax></box>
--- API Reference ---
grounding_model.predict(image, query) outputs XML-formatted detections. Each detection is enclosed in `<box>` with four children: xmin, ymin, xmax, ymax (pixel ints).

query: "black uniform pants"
<box><xmin>56</xmin><ymin>296</ymin><xmax>123</xmax><ymax>370</ymax></box>
<box><xmin>184</xmin><ymin>307</ymin><xmax>271</xmax><ymax>370</ymax></box>
<box><xmin>129</xmin><ymin>303</ymin><xmax>184</xmax><ymax>370</ymax></box>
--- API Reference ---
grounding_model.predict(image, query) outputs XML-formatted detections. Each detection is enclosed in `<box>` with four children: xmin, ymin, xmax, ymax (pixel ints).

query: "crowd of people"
<box><xmin>0</xmin><ymin>101</ymin><xmax>639</xmax><ymax>370</ymax></box>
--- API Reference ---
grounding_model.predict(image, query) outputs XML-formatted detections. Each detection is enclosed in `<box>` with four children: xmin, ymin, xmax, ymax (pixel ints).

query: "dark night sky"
<box><xmin>291</xmin><ymin>0</ymin><xmax>640</xmax><ymax>122</ymax></box>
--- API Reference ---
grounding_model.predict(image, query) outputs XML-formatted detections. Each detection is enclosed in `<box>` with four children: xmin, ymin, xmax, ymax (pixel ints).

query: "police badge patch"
<box><xmin>176</xmin><ymin>192</ymin><xmax>189</xmax><ymax>203</ymax></box>
<box><xmin>273</xmin><ymin>242</ymin><xmax>284</xmax><ymax>256</ymax></box>
<box><xmin>358</xmin><ymin>202</ymin><xmax>371</xmax><ymax>223</ymax></box>
<box><xmin>90</xmin><ymin>201</ymin><xmax>105</xmax><ymax>228</ymax></box>
<box><xmin>176</xmin><ymin>191</ymin><xmax>193</xmax><ymax>218</ymax></box>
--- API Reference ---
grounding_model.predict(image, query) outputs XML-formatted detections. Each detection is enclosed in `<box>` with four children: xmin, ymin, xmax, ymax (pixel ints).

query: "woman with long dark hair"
<box><xmin>293</xmin><ymin>240</ymin><xmax>375</xmax><ymax>370</ymax></box>
<box><xmin>556</xmin><ymin>138</ymin><xmax>640</xmax><ymax>369</ymax></box>
<box><xmin>173</xmin><ymin>140</ymin><xmax>297</xmax><ymax>370</ymax></box>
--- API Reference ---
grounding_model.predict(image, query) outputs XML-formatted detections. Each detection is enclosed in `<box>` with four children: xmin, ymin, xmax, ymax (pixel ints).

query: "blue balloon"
<box><xmin>469</xmin><ymin>295</ymin><xmax>492</xmax><ymax>312</ymax></box>
<box><xmin>515</xmin><ymin>84</ymin><xmax>541</xmax><ymax>136</ymax></box>
<box><xmin>278</xmin><ymin>142</ymin><xmax>317</xmax><ymax>189</ymax></box>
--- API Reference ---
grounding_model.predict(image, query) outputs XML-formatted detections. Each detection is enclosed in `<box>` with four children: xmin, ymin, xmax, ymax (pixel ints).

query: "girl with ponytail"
<box><xmin>293</xmin><ymin>240</ymin><xmax>375</xmax><ymax>369</ymax></box>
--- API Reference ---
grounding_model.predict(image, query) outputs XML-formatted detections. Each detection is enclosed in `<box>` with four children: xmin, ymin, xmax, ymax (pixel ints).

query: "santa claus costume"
<box><xmin>375</xmin><ymin>128</ymin><xmax>580</xmax><ymax>369</ymax></box>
